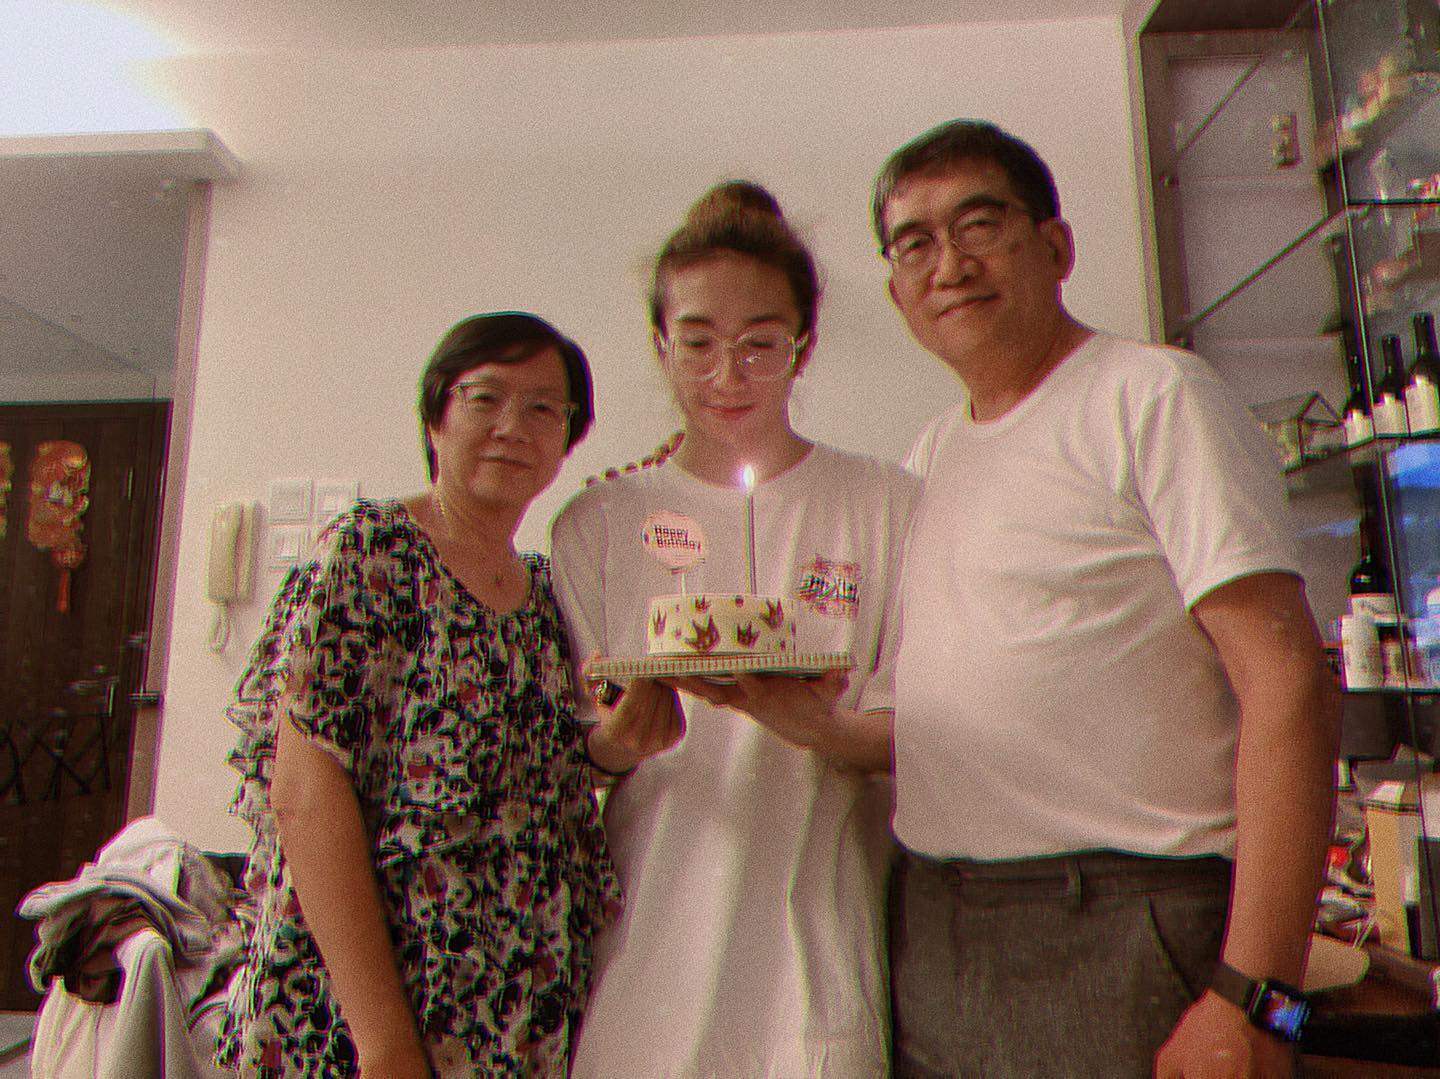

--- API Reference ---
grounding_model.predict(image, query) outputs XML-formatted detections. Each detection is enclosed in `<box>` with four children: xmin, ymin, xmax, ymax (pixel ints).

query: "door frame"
<box><xmin>0</xmin><ymin>130</ymin><xmax>239</xmax><ymax>819</ymax></box>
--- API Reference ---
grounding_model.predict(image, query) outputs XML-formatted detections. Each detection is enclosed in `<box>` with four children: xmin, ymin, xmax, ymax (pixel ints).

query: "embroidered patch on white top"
<box><xmin>795</xmin><ymin>556</ymin><xmax>859</xmax><ymax>619</ymax></box>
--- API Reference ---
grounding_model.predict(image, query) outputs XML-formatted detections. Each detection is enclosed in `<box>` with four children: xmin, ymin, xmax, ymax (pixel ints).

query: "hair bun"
<box><xmin>686</xmin><ymin>180</ymin><xmax>783</xmax><ymax>226</ymax></box>
<box><xmin>651</xmin><ymin>179</ymin><xmax>820</xmax><ymax>338</ymax></box>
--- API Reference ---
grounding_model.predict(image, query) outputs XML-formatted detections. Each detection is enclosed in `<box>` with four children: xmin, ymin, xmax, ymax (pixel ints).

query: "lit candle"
<box><xmin>741</xmin><ymin>465</ymin><xmax>756</xmax><ymax>593</ymax></box>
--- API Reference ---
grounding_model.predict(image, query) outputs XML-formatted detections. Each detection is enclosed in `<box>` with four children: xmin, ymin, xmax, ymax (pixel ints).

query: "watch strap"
<box><xmin>1209</xmin><ymin>959</ymin><xmax>1310</xmax><ymax>1042</ymax></box>
<box><xmin>1209</xmin><ymin>958</ymin><xmax>1261</xmax><ymax>1012</ymax></box>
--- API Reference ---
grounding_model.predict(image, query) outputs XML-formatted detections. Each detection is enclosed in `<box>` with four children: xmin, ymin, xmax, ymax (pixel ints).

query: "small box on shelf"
<box><xmin>1253</xmin><ymin>392</ymin><xmax>1345</xmax><ymax>469</ymax></box>
<box><xmin>1363</xmin><ymin>776</ymin><xmax>1421</xmax><ymax>956</ymax></box>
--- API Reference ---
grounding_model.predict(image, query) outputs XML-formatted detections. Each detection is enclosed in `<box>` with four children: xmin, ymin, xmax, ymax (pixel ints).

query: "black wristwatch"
<box><xmin>1209</xmin><ymin>959</ymin><xmax>1311</xmax><ymax>1042</ymax></box>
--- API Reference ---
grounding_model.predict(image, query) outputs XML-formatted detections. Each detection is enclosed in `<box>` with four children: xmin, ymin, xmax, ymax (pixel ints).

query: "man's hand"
<box><xmin>1155</xmin><ymin>991</ymin><xmax>1296</xmax><ymax>1078</ymax></box>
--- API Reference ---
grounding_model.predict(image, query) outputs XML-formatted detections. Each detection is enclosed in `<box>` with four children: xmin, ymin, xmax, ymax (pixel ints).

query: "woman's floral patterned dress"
<box><xmin>217</xmin><ymin>499</ymin><xmax>620</xmax><ymax>1076</ymax></box>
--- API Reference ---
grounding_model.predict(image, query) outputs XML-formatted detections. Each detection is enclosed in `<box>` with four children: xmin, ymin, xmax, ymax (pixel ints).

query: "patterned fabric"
<box><xmin>217</xmin><ymin>499</ymin><xmax>620</xmax><ymax>1077</ymax></box>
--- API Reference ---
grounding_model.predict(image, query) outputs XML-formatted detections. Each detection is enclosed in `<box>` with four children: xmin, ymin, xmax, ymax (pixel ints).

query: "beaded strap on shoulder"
<box><xmin>584</xmin><ymin>430</ymin><xmax>684</xmax><ymax>487</ymax></box>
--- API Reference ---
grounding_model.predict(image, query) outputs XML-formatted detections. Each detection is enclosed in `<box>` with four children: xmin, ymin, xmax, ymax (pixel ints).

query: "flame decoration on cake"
<box><xmin>760</xmin><ymin>599</ymin><xmax>786</xmax><ymax>629</ymax></box>
<box><xmin>683</xmin><ymin>616</ymin><xmax>721</xmax><ymax>653</ymax></box>
<box><xmin>645</xmin><ymin>593</ymin><xmax>797</xmax><ymax>657</ymax></box>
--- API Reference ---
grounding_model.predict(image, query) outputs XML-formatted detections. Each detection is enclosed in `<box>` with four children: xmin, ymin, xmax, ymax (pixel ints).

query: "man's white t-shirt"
<box><xmin>550</xmin><ymin>445</ymin><xmax>917</xmax><ymax>1078</ymax></box>
<box><xmin>894</xmin><ymin>333</ymin><xmax>1302</xmax><ymax>862</ymax></box>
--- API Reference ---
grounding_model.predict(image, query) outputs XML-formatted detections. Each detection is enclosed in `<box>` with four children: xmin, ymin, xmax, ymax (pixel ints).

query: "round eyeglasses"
<box><xmin>449</xmin><ymin>380</ymin><xmax>576</xmax><ymax>434</ymax></box>
<box><xmin>661</xmin><ymin>330</ymin><xmax>806</xmax><ymax>382</ymax></box>
<box><xmin>882</xmin><ymin>200</ymin><xmax>1037</xmax><ymax>276</ymax></box>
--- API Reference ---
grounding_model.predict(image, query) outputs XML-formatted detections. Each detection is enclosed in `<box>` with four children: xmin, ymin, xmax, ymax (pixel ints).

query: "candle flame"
<box><xmin>741</xmin><ymin>465</ymin><xmax>755</xmax><ymax>491</ymax></box>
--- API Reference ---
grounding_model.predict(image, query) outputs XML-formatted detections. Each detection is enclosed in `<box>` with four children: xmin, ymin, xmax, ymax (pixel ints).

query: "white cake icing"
<box><xmin>646</xmin><ymin>593</ymin><xmax>798</xmax><ymax>656</ymax></box>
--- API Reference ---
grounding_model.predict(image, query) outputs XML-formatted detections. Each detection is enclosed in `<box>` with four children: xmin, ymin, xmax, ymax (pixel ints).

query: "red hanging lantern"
<box><xmin>26</xmin><ymin>441</ymin><xmax>91</xmax><ymax>614</ymax></box>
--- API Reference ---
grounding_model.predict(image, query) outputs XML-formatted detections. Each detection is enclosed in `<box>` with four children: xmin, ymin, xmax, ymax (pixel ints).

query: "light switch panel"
<box><xmin>268</xmin><ymin>477</ymin><xmax>312</xmax><ymax>523</ymax></box>
<box><xmin>315</xmin><ymin>479</ymin><xmax>360</xmax><ymax>521</ymax></box>
<box><xmin>267</xmin><ymin>524</ymin><xmax>308</xmax><ymax>567</ymax></box>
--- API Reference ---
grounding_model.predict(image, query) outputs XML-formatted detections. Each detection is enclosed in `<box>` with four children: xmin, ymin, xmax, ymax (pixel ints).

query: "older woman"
<box><xmin>218</xmin><ymin>313</ymin><xmax>620</xmax><ymax>1078</ymax></box>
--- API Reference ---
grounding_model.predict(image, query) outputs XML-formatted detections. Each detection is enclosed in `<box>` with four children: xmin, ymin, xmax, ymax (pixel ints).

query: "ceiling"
<box><xmin>108</xmin><ymin>0</ymin><xmax>1130</xmax><ymax>52</ymax></box>
<box><xmin>0</xmin><ymin>133</ymin><xmax>236</xmax><ymax>400</ymax></box>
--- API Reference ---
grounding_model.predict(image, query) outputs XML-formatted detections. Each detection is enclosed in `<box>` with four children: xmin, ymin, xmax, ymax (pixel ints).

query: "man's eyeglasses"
<box><xmin>882</xmin><ymin>199</ymin><xmax>1038</xmax><ymax>276</ymax></box>
<box><xmin>660</xmin><ymin>330</ymin><xmax>807</xmax><ymax>382</ymax></box>
<box><xmin>449</xmin><ymin>380</ymin><xmax>576</xmax><ymax>434</ymax></box>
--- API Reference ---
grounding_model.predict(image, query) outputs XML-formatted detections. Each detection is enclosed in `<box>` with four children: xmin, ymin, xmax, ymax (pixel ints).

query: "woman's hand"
<box><xmin>585</xmin><ymin>675</ymin><xmax>685</xmax><ymax>775</ymax></box>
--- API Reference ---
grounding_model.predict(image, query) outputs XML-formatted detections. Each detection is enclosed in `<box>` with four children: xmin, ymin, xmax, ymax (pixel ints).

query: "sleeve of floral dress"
<box><xmin>278</xmin><ymin>508</ymin><xmax>388</xmax><ymax>776</ymax></box>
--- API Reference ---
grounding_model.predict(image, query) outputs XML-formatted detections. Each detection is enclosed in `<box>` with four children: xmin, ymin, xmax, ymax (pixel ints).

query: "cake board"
<box><xmin>584</xmin><ymin>651</ymin><xmax>854</xmax><ymax>685</ymax></box>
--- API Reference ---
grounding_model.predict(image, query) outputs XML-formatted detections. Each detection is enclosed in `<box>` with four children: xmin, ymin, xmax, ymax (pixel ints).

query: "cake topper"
<box><xmin>641</xmin><ymin>510</ymin><xmax>706</xmax><ymax>595</ymax></box>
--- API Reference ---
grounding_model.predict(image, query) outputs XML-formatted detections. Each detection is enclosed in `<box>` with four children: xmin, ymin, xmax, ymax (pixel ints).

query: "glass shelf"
<box><xmin>1345</xmin><ymin>686</ymin><xmax>1440</xmax><ymax>698</ymax></box>
<box><xmin>1317</xmin><ymin>0</ymin><xmax>1440</xmax><ymax>201</ymax></box>
<box><xmin>1141</xmin><ymin>0</ymin><xmax>1440</xmax><ymax>763</ymax></box>
<box><xmin>1318</xmin><ymin>73</ymin><xmax>1440</xmax><ymax>174</ymax></box>
<box><xmin>1282</xmin><ymin>433</ymin><xmax>1440</xmax><ymax>496</ymax></box>
<box><xmin>1344</xmin><ymin>199</ymin><xmax>1440</xmax><ymax>329</ymax></box>
<box><xmin>1286</xmin><ymin>445</ymin><xmax>1368</xmax><ymax>496</ymax></box>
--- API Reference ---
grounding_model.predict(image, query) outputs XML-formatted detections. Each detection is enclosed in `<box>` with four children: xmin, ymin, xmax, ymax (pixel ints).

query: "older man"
<box><xmin>876</xmin><ymin>119</ymin><xmax>1338</xmax><ymax>1077</ymax></box>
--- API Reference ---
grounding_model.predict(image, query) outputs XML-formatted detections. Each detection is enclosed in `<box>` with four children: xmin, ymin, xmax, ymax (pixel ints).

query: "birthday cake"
<box><xmin>646</xmin><ymin>593</ymin><xmax>798</xmax><ymax>656</ymax></box>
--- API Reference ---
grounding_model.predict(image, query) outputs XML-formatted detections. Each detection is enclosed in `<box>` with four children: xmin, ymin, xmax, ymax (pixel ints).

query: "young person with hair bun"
<box><xmin>549</xmin><ymin>182</ymin><xmax>918</xmax><ymax>1077</ymax></box>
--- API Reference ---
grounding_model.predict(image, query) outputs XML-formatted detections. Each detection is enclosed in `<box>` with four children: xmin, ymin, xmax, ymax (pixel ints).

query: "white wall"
<box><xmin>146</xmin><ymin>17</ymin><xmax>1148</xmax><ymax>849</ymax></box>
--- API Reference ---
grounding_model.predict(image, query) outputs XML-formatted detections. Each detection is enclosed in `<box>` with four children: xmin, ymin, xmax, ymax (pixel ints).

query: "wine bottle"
<box><xmin>1350</xmin><ymin>518</ymin><xmax>1397</xmax><ymax>622</ymax></box>
<box><xmin>1342</xmin><ymin>347</ymin><xmax>1374</xmax><ymax>446</ymax></box>
<box><xmin>1373</xmin><ymin>334</ymin><xmax>1410</xmax><ymax>437</ymax></box>
<box><xmin>1406</xmin><ymin>312</ymin><xmax>1440</xmax><ymax>434</ymax></box>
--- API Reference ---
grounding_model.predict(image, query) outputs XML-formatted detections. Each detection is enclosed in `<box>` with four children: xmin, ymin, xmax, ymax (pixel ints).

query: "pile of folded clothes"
<box><xmin>18</xmin><ymin>815</ymin><xmax>251</xmax><ymax>1079</ymax></box>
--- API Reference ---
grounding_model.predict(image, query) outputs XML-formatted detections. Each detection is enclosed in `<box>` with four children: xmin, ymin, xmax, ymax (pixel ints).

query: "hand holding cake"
<box><xmin>583</xmin><ymin>671</ymin><xmax>685</xmax><ymax>778</ymax></box>
<box><xmin>665</xmin><ymin>667</ymin><xmax>890</xmax><ymax>772</ymax></box>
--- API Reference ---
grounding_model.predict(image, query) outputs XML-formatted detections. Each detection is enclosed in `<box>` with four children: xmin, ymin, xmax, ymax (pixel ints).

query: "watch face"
<box><xmin>1255</xmin><ymin>986</ymin><xmax>1310</xmax><ymax>1041</ymax></box>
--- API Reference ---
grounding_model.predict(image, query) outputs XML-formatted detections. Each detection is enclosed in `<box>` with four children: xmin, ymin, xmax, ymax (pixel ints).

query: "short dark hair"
<box><xmin>650</xmin><ymin>180</ymin><xmax>822</xmax><ymax>340</ymax></box>
<box><xmin>418</xmin><ymin>312</ymin><xmax>594</xmax><ymax>479</ymax></box>
<box><xmin>871</xmin><ymin>120</ymin><xmax>1060</xmax><ymax>248</ymax></box>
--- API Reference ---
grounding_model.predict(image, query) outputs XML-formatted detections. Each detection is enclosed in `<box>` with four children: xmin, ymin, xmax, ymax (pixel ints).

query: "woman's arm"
<box><xmin>270</xmin><ymin>704</ymin><xmax>431</xmax><ymax>1079</ymax></box>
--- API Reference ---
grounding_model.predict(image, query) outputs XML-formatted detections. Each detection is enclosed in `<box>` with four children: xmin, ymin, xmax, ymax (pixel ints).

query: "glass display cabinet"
<box><xmin>1139</xmin><ymin>0</ymin><xmax>1440</xmax><ymax>1030</ymax></box>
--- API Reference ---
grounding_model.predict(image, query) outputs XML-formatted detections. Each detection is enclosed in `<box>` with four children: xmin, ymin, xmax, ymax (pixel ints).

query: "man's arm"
<box><xmin>1157</xmin><ymin>570</ymin><xmax>1340</xmax><ymax>1077</ymax></box>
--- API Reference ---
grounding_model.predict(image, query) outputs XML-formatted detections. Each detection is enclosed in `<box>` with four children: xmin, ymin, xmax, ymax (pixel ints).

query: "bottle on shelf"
<box><xmin>1342</xmin><ymin>346</ymin><xmax>1374</xmax><ymax>447</ymax></box>
<box><xmin>1373</xmin><ymin>334</ymin><xmax>1411</xmax><ymax>437</ymax></box>
<box><xmin>1341</xmin><ymin>610</ymin><xmax>1383</xmax><ymax>690</ymax></box>
<box><xmin>1406</xmin><ymin>312</ymin><xmax>1440</xmax><ymax>435</ymax></box>
<box><xmin>1349</xmin><ymin>517</ymin><xmax>1397</xmax><ymax>623</ymax></box>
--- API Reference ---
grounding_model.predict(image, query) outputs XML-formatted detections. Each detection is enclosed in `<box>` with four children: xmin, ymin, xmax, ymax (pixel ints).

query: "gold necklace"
<box><xmin>431</xmin><ymin>487</ymin><xmax>511</xmax><ymax>589</ymax></box>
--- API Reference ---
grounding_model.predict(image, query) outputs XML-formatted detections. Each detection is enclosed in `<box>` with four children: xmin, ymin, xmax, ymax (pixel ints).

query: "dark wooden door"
<box><xmin>0</xmin><ymin>401</ymin><xmax>168</xmax><ymax>1009</ymax></box>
